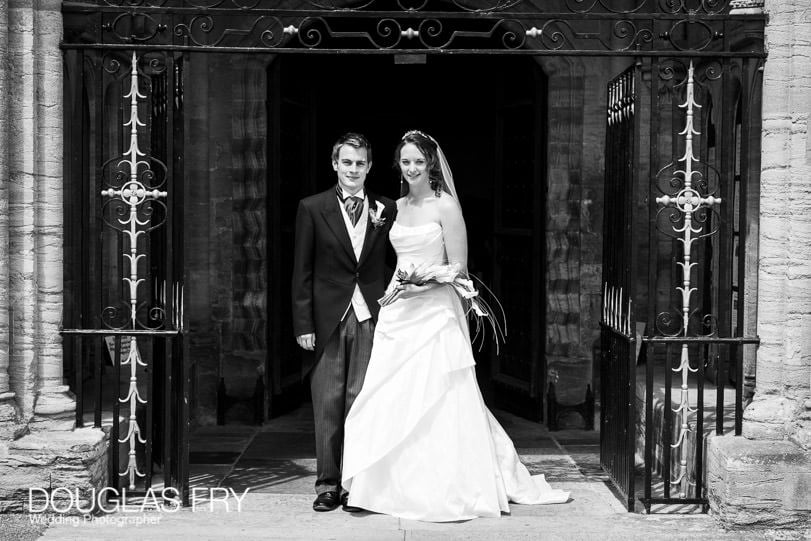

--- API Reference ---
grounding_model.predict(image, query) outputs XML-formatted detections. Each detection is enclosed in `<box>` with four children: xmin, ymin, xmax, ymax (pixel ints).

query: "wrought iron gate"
<box><xmin>60</xmin><ymin>0</ymin><xmax>765</xmax><ymax>507</ymax></box>
<box><xmin>601</xmin><ymin>55</ymin><xmax>763</xmax><ymax>511</ymax></box>
<box><xmin>601</xmin><ymin>65</ymin><xmax>640</xmax><ymax>511</ymax></box>
<box><xmin>62</xmin><ymin>49</ymin><xmax>189</xmax><ymax>502</ymax></box>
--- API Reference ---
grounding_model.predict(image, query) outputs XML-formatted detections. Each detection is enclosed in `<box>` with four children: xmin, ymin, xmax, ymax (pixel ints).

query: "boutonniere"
<box><xmin>369</xmin><ymin>200</ymin><xmax>387</xmax><ymax>229</ymax></box>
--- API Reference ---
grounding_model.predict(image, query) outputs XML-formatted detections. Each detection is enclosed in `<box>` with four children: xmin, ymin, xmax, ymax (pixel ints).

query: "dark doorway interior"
<box><xmin>268</xmin><ymin>54</ymin><xmax>547</xmax><ymax>421</ymax></box>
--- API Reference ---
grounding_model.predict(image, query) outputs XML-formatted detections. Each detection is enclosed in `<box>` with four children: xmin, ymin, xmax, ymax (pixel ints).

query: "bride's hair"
<box><xmin>395</xmin><ymin>130</ymin><xmax>448</xmax><ymax>198</ymax></box>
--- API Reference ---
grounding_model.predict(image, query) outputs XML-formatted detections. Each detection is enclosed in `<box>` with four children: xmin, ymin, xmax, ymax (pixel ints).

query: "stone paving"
<box><xmin>15</xmin><ymin>409</ymin><xmax>805</xmax><ymax>540</ymax></box>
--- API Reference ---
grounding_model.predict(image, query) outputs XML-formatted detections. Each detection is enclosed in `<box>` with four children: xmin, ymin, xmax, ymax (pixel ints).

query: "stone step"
<box><xmin>634</xmin><ymin>363</ymin><xmax>737</xmax><ymax>499</ymax></box>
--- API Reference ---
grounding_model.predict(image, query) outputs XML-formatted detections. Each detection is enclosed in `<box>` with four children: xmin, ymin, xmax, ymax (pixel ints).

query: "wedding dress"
<box><xmin>341</xmin><ymin>220</ymin><xmax>569</xmax><ymax>522</ymax></box>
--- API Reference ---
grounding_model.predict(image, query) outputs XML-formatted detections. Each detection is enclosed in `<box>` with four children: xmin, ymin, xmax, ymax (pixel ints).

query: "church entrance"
<box><xmin>264</xmin><ymin>54</ymin><xmax>548</xmax><ymax>422</ymax></box>
<box><xmin>60</xmin><ymin>0</ymin><xmax>765</xmax><ymax>510</ymax></box>
<box><xmin>173</xmin><ymin>51</ymin><xmax>549</xmax><ymax>424</ymax></box>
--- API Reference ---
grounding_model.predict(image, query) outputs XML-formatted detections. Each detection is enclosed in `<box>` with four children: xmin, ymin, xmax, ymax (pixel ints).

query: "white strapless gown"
<box><xmin>342</xmin><ymin>221</ymin><xmax>569</xmax><ymax>522</ymax></box>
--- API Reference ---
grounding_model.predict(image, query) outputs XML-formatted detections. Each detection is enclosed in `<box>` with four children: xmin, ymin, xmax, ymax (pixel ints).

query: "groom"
<box><xmin>291</xmin><ymin>132</ymin><xmax>396</xmax><ymax>512</ymax></box>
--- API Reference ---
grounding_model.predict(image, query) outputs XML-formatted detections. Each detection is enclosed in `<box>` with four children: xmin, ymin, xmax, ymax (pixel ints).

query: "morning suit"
<box><xmin>291</xmin><ymin>186</ymin><xmax>396</xmax><ymax>493</ymax></box>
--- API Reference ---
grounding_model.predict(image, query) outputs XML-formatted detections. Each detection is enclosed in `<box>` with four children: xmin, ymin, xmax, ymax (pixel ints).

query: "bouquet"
<box><xmin>378</xmin><ymin>262</ymin><xmax>507</xmax><ymax>351</ymax></box>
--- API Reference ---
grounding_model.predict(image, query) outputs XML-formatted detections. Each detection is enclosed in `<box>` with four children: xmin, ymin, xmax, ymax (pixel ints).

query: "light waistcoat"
<box><xmin>337</xmin><ymin>190</ymin><xmax>372</xmax><ymax>323</ymax></box>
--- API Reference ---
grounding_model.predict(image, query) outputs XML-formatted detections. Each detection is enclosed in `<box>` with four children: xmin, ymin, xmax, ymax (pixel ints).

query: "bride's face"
<box><xmin>399</xmin><ymin>143</ymin><xmax>429</xmax><ymax>189</ymax></box>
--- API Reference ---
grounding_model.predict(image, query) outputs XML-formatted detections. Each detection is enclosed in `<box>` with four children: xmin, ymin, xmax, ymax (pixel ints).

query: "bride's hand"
<box><xmin>398</xmin><ymin>282</ymin><xmax>435</xmax><ymax>298</ymax></box>
<box><xmin>378</xmin><ymin>282</ymin><xmax>436</xmax><ymax>306</ymax></box>
<box><xmin>378</xmin><ymin>284</ymin><xmax>403</xmax><ymax>306</ymax></box>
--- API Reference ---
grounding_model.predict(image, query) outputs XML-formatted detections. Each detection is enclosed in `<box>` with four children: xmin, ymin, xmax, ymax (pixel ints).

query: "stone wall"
<box><xmin>540</xmin><ymin>57</ymin><xmax>615</xmax><ymax>408</ymax></box>
<box><xmin>185</xmin><ymin>54</ymin><xmax>269</xmax><ymax>426</ymax></box>
<box><xmin>0</xmin><ymin>429</ymin><xmax>107</xmax><ymax>512</ymax></box>
<box><xmin>707</xmin><ymin>0</ymin><xmax>811</xmax><ymax>530</ymax></box>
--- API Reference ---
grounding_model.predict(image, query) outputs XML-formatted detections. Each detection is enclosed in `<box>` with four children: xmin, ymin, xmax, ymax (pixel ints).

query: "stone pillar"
<box><xmin>0</xmin><ymin>0</ymin><xmax>19</xmax><ymax>426</ymax></box>
<box><xmin>0</xmin><ymin>0</ymin><xmax>108</xmax><ymax>512</ymax></box>
<box><xmin>7</xmin><ymin>0</ymin><xmax>73</xmax><ymax>422</ymax></box>
<box><xmin>742</xmin><ymin>0</ymin><xmax>811</xmax><ymax>450</ymax></box>
<box><xmin>32</xmin><ymin>0</ymin><xmax>74</xmax><ymax>419</ymax></box>
<box><xmin>707</xmin><ymin>0</ymin><xmax>811</xmax><ymax>529</ymax></box>
<box><xmin>7</xmin><ymin>0</ymin><xmax>38</xmax><ymax>420</ymax></box>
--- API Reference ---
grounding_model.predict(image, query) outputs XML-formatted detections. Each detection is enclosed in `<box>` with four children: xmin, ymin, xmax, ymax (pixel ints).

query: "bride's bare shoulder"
<box><xmin>437</xmin><ymin>193</ymin><xmax>462</xmax><ymax>216</ymax></box>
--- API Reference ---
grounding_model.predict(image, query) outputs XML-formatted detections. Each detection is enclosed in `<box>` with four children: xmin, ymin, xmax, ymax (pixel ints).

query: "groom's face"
<box><xmin>333</xmin><ymin>144</ymin><xmax>371</xmax><ymax>195</ymax></box>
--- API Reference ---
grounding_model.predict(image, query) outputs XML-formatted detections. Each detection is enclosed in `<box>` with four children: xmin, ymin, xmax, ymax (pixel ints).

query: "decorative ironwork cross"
<box><xmin>101</xmin><ymin>52</ymin><xmax>168</xmax><ymax>330</ymax></box>
<box><xmin>99</xmin><ymin>52</ymin><xmax>166</xmax><ymax>490</ymax></box>
<box><xmin>654</xmin><ymin>61</ymin><xmax>722</xmax><ymax>498</ymax></box>
<box><xmin>655</xmin><ymin>62</ymin><xmax>721</xmax><ymax>338</ymax></box>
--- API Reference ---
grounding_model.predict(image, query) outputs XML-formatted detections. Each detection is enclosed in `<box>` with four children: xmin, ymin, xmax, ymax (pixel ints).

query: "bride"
<box><xmin>341</xmin><ymin>130</ymin><xmax>569</xmax><ymax>522</ymax></box>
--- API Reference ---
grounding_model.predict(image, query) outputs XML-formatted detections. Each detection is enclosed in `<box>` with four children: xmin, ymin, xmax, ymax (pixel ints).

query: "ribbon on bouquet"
<box><xmin>378</xmin><ymin>262</ymin><xmax>507</xmax><ymax>352</ymax></box>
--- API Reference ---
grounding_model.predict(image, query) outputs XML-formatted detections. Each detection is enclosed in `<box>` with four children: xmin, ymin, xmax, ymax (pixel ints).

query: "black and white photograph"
<box><xmin>0</xmin><ymin>1</ymin><xmax>809</xmax><ymax>540</ymax></box>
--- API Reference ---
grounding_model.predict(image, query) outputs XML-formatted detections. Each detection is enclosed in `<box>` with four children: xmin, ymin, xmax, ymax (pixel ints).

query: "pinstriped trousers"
<box><xmin>310</xmin><ymin>307</ymin><xmax>374</xmax><ymax>494</ymax></box>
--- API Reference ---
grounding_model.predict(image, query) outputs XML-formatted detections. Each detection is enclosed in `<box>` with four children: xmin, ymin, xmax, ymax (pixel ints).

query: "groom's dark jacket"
<box><xmin>291</xmin><ymin>187</ymin><xmax>397</xmax><ymax>375</ymax></box>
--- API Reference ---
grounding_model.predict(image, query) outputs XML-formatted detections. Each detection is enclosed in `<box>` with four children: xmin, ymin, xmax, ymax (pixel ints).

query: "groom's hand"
<box><xmin>296</xmin><ymin>333</ymin><xmax>315</xmax><ymax>351</ymax></box>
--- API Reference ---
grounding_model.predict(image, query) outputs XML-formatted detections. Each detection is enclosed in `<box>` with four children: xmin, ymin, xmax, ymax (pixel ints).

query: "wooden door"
<box><xmin>490</xmin><ymin>63</ymin><xmax>547</xmax><ymax>421</ymax></box>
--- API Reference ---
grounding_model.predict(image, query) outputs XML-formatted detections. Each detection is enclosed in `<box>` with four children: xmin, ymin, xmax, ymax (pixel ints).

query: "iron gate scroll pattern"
<box><xmin>62</xmin><ymin>0</ymin><xmax>765</xmax><ymax>56</ymax></box>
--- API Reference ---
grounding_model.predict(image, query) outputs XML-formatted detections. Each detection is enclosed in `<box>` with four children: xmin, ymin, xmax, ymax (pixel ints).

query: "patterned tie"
<box><xmin>336</xmin><ymin>186</ymin><xmax>364</xmax><ymax>226</ymax></box>
<box><xmin>344</xmin><ymin>196</ymin><xmax>363</xmax><ymax>226</ymax></box>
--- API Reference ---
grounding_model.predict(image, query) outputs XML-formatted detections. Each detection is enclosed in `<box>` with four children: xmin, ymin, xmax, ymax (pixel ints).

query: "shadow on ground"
<box><xmin>188</xmin><ymin>406</ymin><xmax>605</xmax><ymax>496</ymax></box>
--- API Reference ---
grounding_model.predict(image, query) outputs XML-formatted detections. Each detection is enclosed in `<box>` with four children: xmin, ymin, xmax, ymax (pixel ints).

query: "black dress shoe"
<box><xmin>341</xmin><ymin>492</ymin><xmax>363</xmax><ymax>513</ymax></box>
<box><xmin>313</xmin><ymin>491</ymin><xmax>340</xmax><ymax>512</ymax></box>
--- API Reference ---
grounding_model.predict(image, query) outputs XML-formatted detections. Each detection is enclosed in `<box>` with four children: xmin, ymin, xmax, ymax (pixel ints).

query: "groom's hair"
<box><xmin>331</xmin><ymin>132</ymin><xmax>372</xmax><ymax>163</ymax></box>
